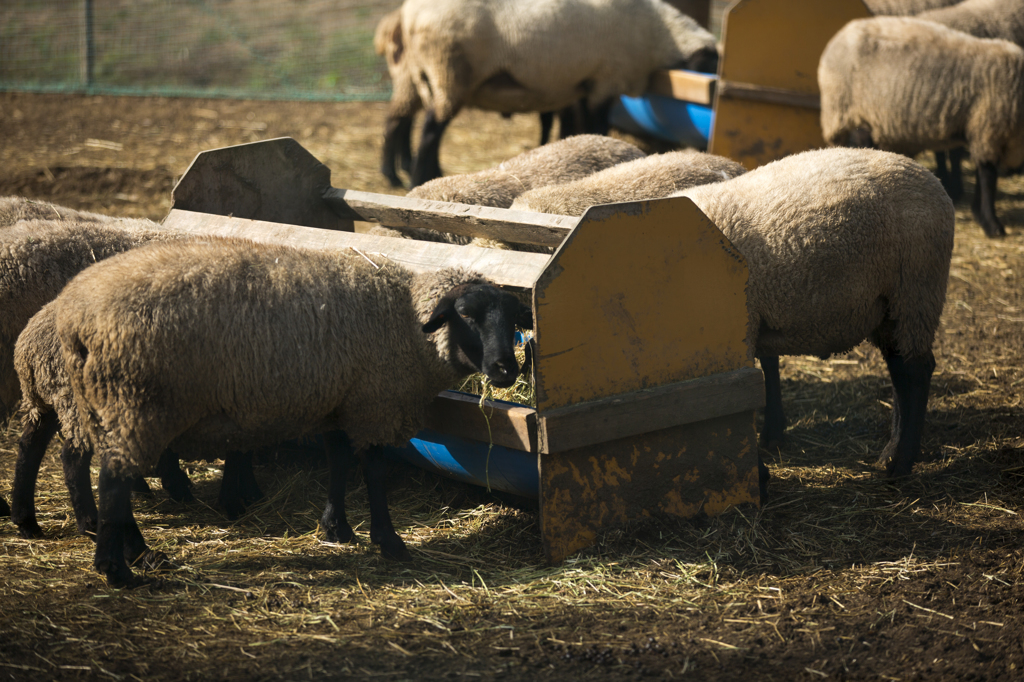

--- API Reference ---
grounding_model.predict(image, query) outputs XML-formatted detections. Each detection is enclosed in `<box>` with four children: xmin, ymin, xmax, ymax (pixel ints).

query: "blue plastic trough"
<box><xmin>610</xmin><ymin>93</ymin><xmax>714</xmax><ymax>149</ymax></box>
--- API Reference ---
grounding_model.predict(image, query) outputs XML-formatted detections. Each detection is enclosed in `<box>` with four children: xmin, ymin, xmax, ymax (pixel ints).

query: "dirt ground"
<box><xmin>1</xmin><ymin>91</ymin><xmax>1023</xmax><ymax>681</ymax></box>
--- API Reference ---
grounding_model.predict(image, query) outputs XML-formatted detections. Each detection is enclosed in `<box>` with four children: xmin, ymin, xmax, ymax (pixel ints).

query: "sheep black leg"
<box><xmin>131</xmin><ymin>475</ymin><xmax>153</xmax><ymax>496</ymax></box>
<box><xmin>382</xmin><ymin>114</ymin><xmax>414</xmax><ymax>188</ymax></box>
<box><xmin>972</xmin><ymin>161</ymin><xmax>1005</xmax><ymax>237</ymax></box>
<box><xmin>155</xmin><ymin>450</ymin><xmax>193</xmax><ymax>503</ymax></box>
<box><xmin>11</xmin><ymin>410</ymin><xmax>60</xmax><ymax>538</ymax></box>
<box><xmin>0</xmin><ymin>495</ymin><xmax>9</xmax><ymax>518</ymax></box>
<box><xmin>94</xmin><ymin>466</ymin><xmax>141</xmax><ymax>587</ymax></box>
<box><xmin>411</xmin><ymin>110</ymin><xmax>451</xmax><ymax>187</ymax></box>
<box><xmin>934</xmin><ymin>149</ymin><xmax>966</xmax><ymax>202</ymax></box>
<box><xmin>61</xmin><ymin>440</ymin><xmax>98</xmax><ymax>536</ymax></box>
<box><xmin>237</xmin><ymin>452</ymin><xmax>263</xmax><ymax>505</ymax></box>
<box><xmin>219</xmin><ymin>452</ymin><xmax>251</xmax><ymax>520</ymax></box>
<box><xmin>320</xmin><ymin>430</ymin><xmax>357</xmax><ymax>544</ymax></box>
<box><xmin>880</xmin><ymin>349</ymin><xmax>935</xmax><ymax>478</ymax></box>
<box><xmin>363</xmin><ymin>446</ymin><xmax>411</xmax><ymax>561</ymax></box>
<box><xmin>584</xmin><ymin>99</ymin><xmax>613</xmax><ymax>136</ymax></box>
<box><xmin>539</xmin><ymin>111</ymin><xmax>554</xmax><ymax>146</ymax></box>
<box><xmin>758</xmin><ymin>355</ymin><xmax>785</xmax><ymax>450</ymax></box>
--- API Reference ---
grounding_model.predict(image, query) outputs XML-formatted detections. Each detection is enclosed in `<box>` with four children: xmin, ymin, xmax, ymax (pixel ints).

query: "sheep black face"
<box><xmin>422</xmin><ymin>283</ymin><xmax>530</xmax><ymax>388</ymax></box>
<box><xmin>682</xmin><ymin>46</ymin><xmax>719</xmax><ymax>75</ymax></box>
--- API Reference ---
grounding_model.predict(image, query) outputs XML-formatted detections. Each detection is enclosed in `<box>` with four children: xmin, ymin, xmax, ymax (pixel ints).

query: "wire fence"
<box><xmin>1</xmin><ymin>0</ymin><xmax>399</xmax><ymax>101</ymax></box>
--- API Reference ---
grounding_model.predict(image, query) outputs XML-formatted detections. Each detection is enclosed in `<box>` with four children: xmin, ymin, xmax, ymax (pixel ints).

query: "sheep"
<box><xmin>818</xmin><ymin>16</ymin><xmax>1024</xmax><ymax>237</ymax></box>
<box><xmin>912</xmin><ymin>0</ymin><xmax>1024</xmax><ymax>200</ymax></box>
<box><xmin>50</xmin><ymin>237</ymin><xmax>530</xmax><ymax>585</ymax></box>
<box><xmin>11</xmin><ymin>301</ymin><xmax>262</xmax><ymax>539</ymax></box>
<box><xmin>0</xmin><ymin>218</ymin><xmax>250</xmax><ymax>537</ymax></box>
<box><xmin>396</xmin><ymin>0</ymin><xmax>718</xmax><ymax>186</ymax></box>
<box><xmin>667</xmin><ymin>147</ymin><xmax>954</xmax><ymax>496</ymax></box>
<box><xmin>509</xmin><ymin>149</ymin><xmax>747</xmax><ymax>217</ymax></box>
<box><xmin>375</xmin><ymin>9</ymin><xmax>588</xmax><ymax>188</ymax></box>
<box><xmin>370</xmin><ymin>134</ymin><xmax>646</xmax><ymax>248</ymax></box>
<box><xmin>0</xmin><ymin>196</ymin><xmax>113</xmax><ymax>228</ymax></box>
<box><xmin>864</xmin><ymin>0</ymin><xmax>963</xmax><ymax>14</ymax></box>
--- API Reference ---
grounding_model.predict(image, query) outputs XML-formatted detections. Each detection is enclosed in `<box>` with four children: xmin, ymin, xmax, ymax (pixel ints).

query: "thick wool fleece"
<box><xmin>918</xmin><ymin>0</ymin><xmax>1024</xmax><ymax>46</ymax></box>
<box><xmin>864</xmin><ymin>0</ymin><xmax>961</xmax><ymax>15</ymax></box>
<box><xmin>0</xmin><ymin>218</ymin><xmax>170</xmax><ymax>421</ymax></box>
<box><xmin>510</xmin><ymin>150</ymin><xmax>747</xmax><ymax>217</ymax></box>
<box><xmin>819</xmin><ymin>17</ymin><xmax>1024</xmax><ymax>170</ymax></box>
<box><xmin>675</xmin><ymin>147</ymin><xmax>954</xmax><ymax>361</ymax></box>
<box><xmin>53</xmin><ymin>238</ymin><xmax>489</xmax><ymax>477</ymax></box>
<box><xmin>0</xmin><ymin>196</ymin><xmax>113</xmax><ymax>229</ymax></box>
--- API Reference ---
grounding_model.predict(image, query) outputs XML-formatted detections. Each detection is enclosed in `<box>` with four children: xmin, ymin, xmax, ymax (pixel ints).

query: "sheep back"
<box><xmin>864</xmin><ymin>0</ymin><xmax>962</xmax><ymax>15</ymax></box>
<box><xmin>54</xmin><ymin>238</ymin><xmax>482</xmax><ymax>477</ymax></box>
<box><xmin>0</xmin><ymin>218</ymin><xmax>168</xmax><ymax>422</ymax></box>
<box><xmin>510</xmin><ymin>150</ymin><xmax>746</xmax><ymax>216</ymax></box>
<box><xmin>0</xmin><ymin>196</ymin><xmax>113</xmax><ymax>228</ymax></box>
<box><xmin>819</xmin><ymin>17</ymin><xmax>1024</xmax><ymax>168</ymax></box>
<box><xmin>677</xmin><ymin>147</ymin><xmax>954</xmax><ymax>361</ymax></box>
<box><xmin>917</xmin><ymin>0</ymin><xmax>1024</xmax><ymax>45</ymax></box>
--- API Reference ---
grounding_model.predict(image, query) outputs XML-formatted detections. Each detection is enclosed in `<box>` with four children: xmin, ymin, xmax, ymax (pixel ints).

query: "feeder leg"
<box><xmin>363</xmin><ymin>446</ymin><xmax>412</xmax><ymax>562</ymax></box>
<box><xmin>61</xmin><ymin>439</ymin><xmax>98</xmax><ymax>536</ymax></box>
<box><xmin>11</xmin><ymin>410</ymin><xmax>60</xmax><ymax>538</ymax></box>
<box><xmin>155</xmin><ymin>450</ymin><xmax>194</xmax><ymax>503</ymax></box>
<box><xmin>320</xmin><ymin>430</ymin><xmax>357</xmax><ymax>544</ymax></box>
<box><xmin>758</xmin><ymin>355</ymin><xmax>785</xmax><ymax>449</ymax></box>
<box><xmin>411</xmin><ymin>110</ymin><xmax>451</xmax><ymax>187</ymax></box>
<box><xmin>972</xmin><ymin>161</ymin><xmax>1006</xmax><ymax>238</ymax></box>
<box><xmin>879</xmin><ymin>348</ymin><xmax>935</xmax><ymax>478</ymax></box>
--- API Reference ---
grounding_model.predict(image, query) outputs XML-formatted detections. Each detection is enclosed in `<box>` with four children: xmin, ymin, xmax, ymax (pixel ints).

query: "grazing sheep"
<box><xmin>818</xmin><ymin>16</ymin><xmax>1024</xmax><ymax>237</ymax></box>
<box><xmin>375</xmin><ymin>9</ymin><xmax>587</xmax><ymax>188</ymax></box>
<box><xmin>0</xmin><ymin>196</ymin><xmax>113</xmax><ymax>228</ymax></box>
<box><xmin>370</xmin><ymin>134</ymin><xmax>646</xmax><ymax>248</ymax></box>
<box><xmin>398</xmin><ymin>0</ymin><xmax>718</xmax><ymax>186</ymax></box>
<box><xmin>52</xmin><ymin>238</ymin><xmax>529</xmax><ymax>585</ymax></box>
<box><xmin>670</xmin><ymin>147</ymin><xmax>954</xmax><ymax>493</ymax></box>
<box><xmin>510</xmin><ymin>150</ymin><xmax>747</xmax><ymax>217</ymax></box>
<box><xmin>11</xmin><ymin>301</ymin><xmax>261</xmax><ymax>539</ymax></box>
<box><xmin>915</xmin><ymin>0</ymin><xmax>1024</xmax><ymax>200</ymax></box>
<box><xmin>864</xmin><ymin>0</ymin><xmax>963</xmax><ymax>14</ymax></box>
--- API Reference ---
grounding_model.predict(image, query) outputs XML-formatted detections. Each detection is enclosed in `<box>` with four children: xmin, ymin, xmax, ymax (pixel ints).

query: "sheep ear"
<box><xmin>516</xmin><ymin>303</ymin><xmax>533</xmax><ymax>330</ymax></box>
<box><xmin>422</xmin><ymin>307</ymin><xmax>451</xmax><ymax>334</ymax></box>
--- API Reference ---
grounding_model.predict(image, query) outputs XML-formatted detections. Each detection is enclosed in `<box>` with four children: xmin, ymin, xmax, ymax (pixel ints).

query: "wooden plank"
<box><xmin>718</xmin><ymin>81</ymin><xmax>820</xmax><ymax>110</ymax></box>
<box><xmin>161</xmin><ymin>209</ymin><xmax>551</xmax><ymax>290</ymax></box>
<box><xmin>648</xmin><ymin>69</ymin><xmax>716</xmax><ymax>105</ymax></box>
<box><xmin>172</xmin><ymin>137</ymin><xmax>351</xmax><ymax>231</ymax></box>
<box><xmin>540</xmin><ymin>411</ymin><xmax>761</xmax><ymax>563</ymax></box>
<box><xmin>324</xmin><ymin>188</ymin><xmax>576</xmax><ymax>248</ymax></box>
<box><xmin>532</xmin><ymin>197</ymin><xmax>752</xmax><ymax>413</ymax></box>
<box><xmin>537</xmin><ymin>367</ymin><xmax>763</xmax><ymax>455</ymax></box>
<box><xmin>426</xmin><ymin>391</ymin><xmax>537</xmax><ymax>453</ymax></box>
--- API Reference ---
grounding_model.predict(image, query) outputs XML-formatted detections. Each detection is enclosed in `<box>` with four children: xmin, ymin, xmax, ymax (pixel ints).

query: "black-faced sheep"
<box><xmin>670</xmin><ymin>147</ymin><xmax>954</xmax><ymax>492</ymax></box>
<box><xmin>818</xmin><ymin>16</ymin><xmax>1024</xmax><ymax>237</ymax></box>
<box><xmin>51</xmin><ymin>238</ymin><xmax>529</xmax><ymax>586</ymax></box>
<box><xmin>395</xmin><ymin>0</ymin><xmax>718</xmax><ymax>186</ymax></box>
<box><xmin>509</xmin><ymin>149</ymin><xmax>747</xmax><ymax>217</ymax></box>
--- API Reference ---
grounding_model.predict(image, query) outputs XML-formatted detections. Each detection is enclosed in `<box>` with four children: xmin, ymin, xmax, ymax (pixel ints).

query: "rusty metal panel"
<box><xmin>709</xmin><ymin>0</ymin><xmax>871</xmax><ymax>168</ymax></box>
<box><xmin>539</xmin><ymin>411</ymin><xmax>761</xmax><ymax>564</ymax></box>
<box><xmin>532</xmin><ymin>197</ymin><xmax>751</xmax><ymax>414</ymax></box>
<box><xmin>170</xmin><ymin>137</ymin><xmax>352</xmax><ymax>231</ymax></box>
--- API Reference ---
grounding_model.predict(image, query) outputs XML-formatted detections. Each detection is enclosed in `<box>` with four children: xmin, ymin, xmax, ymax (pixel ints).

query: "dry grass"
<box><xmin>1</xmin><ymin>92</ymin><xmax>1023</xmax><ymax>680</ymax></box>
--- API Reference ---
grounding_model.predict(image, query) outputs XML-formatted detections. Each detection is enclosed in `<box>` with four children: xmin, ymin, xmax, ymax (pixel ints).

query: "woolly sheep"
<box><xmin>11</xmin><ymin>301</ymin><xmax>261</xmax><ymax>538</ymax></box>
<box><xmin>670</xmin><ymin>147</ymin><xmax>954</xmax><ymax>494</ymax></box>
<box><xmin>818</xmin><ymin>16</ymin><xmax>1024</xmax><ymax>237</ymax></box>
<box><xmin>509</xmin><ymin>150</ymin><xmax>747</xmax><ymax>217</ymax></box>
<box><xmin>51</xmin><ymin>237</ymin><xmax>530</xmax><ymax>585</ymax></box>
<box><xmin>370</xmin><ymin>134</ymin><xmax>646</xmax><ymax>248</ymax></box>
<box><xmin>864</xmin><ymin>0</ymin><xmax>963</xmax><ymax>14</ymax></box>
<box><xmin>397</xmin><ymin>0</ymin><xmax>718</xmax><ymax>186</ymax></box>
<box><xmin>0</xmin><ymin>196</ymin><xmax>113</xmax><ymax>228</ymax></box>
<box><xmin>915</xmin><ymin>0</ymin><xmax>1024</xmax><ymax>200</ymax></box>
<box><xmin>374</xmin><ymin>9</ymin><xmax>586</xmax><ymax>188</ymax></box>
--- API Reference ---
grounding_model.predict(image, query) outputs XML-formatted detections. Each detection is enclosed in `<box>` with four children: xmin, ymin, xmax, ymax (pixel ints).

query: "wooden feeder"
<box><xmin>615</xmin><ymin>0</ymin><xmax>872</xmax><ymax>168</ymax></box>
<box><xmin>165</xmin><ymin>137</ymin><xmax>764</xmax><ymax>563</ymax></box>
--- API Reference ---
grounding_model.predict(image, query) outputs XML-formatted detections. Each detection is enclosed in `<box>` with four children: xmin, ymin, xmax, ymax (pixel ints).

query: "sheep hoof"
<box><xmin>96</xmin><ymin>559</ymin><xmax>137</xmax><ymax>588</ymax></box>
<box><xmin>378</xmin><ymin>536</ymin><xmax>412</xmax><ymax>562</ymax></box>
<box><xmin>16</xmin><ymin>519</ymin><xmax>44</xmax><ymax>540</ymax></box>
<box><xmin>324</xmin><ymin>524</ymin><xmax>356</xmax><ymax>544</ymax></box>
<box><xmin>76</xmin><ymin>518</ymin><xmax>98</xmax><ymax>537</ymax></box>
<box><xmin>131</xmin><ymin>477</ymin><xmax>154</xmax><ymax>497</ymax></box>
<box><xmin>220</xmin><ymin>498</ymin><xmax>247</xmax><ymax>521</ymax></box>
